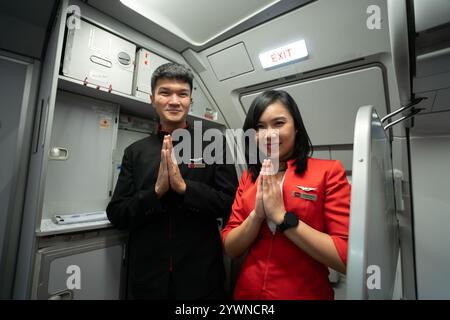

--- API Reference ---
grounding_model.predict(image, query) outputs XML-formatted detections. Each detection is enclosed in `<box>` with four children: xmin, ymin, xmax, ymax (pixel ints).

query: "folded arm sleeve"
<box><xmin>221</xmin><ymin>171</ymin><xmax>250</xmax><ymax>244</ymax></box>
<box><xmin>106</xmin><ymin>147</ymin><xmax>164</xmax><ymax>230</ymax></box>
<box><xmin>324</xmin><ymin>160</ymin><xmax>351</xmax><ymax>266</ymax></box>
<box><xmin>183</xmin><ymin>162</ymin><xmax>238</xmax><ymax>222</ymax></box>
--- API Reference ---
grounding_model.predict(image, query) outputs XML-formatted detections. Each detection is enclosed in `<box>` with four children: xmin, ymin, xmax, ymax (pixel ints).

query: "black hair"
<box><xmin>151</xmin><ymin>62</ymin><xmax>194</xmax><ymax>94</ymax></box>
<box><xmin>243</xmin><ymin>90</ymin><xmax>313</xmax><ymax>182</ymax></box>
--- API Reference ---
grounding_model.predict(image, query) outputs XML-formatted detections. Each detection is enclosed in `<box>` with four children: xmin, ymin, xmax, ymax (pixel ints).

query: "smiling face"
<box><xmin>151</xmin><ymin>77</ymin><xmax>192</xmax><ymax>129</ymax></box>
<box><xmin>255</xmin><ymin>101</ymin><xmax>296</xmax><ymax>162</ymax></box>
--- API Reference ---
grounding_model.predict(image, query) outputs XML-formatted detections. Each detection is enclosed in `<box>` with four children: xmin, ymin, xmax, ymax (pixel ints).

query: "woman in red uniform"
<box><xmin>222</xmin><ymin>90</ymin><xmax>351</xmax><ymax>300</ymax></box>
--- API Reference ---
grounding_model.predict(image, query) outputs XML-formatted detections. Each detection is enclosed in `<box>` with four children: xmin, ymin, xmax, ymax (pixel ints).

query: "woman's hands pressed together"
<box><xmin>259</xmin><ymin>159</ymin><xmax>286</xmax><ymax>225</ymax></box>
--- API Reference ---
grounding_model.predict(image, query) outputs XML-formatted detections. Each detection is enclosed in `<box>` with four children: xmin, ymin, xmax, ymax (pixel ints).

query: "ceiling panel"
<box><xmin>87</xmin><ymin>0</ymin><xmax>314</xmax><ymax>52</ymax></box>
<box><xmin>0</xmin><ymin>0</ymin><xmax>57</xmax><ymax>59</ymax></box>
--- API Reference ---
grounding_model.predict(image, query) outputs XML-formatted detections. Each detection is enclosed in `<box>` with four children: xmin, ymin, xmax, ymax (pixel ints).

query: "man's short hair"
<box><xmin>151</xmin><ymin>62</ymin><xmax>194</xmax><ymax>94</ymax></box>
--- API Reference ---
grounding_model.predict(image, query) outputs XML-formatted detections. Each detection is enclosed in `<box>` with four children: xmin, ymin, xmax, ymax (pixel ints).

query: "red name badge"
<box><xmin>292</xmin><ymin>191</ymin><xmax>317</xmax><ymax>201</ymax></box>
<box><xmin>188</xmin><ymin>163</ymin><xmax>206</xmax><ymax>169</ymax></box>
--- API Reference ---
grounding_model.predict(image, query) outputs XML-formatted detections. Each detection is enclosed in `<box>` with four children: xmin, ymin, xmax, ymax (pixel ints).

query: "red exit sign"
<box><xmin>259</xmin><ymin>39</ymin><xmax>308</xmax><ymax>69</ymax></box>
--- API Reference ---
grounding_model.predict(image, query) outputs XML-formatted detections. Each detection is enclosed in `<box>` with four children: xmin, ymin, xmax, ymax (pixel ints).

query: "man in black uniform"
<box><xmin>106</xmin><ymin>62</ymin><xmax>238</xmax><ymax>299</ymax></box>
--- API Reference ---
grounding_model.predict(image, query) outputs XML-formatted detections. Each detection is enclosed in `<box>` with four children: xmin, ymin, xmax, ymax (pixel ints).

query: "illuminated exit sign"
<box><xmin>259</xmin><ymin>39</ymin><xmax>309</xmax><ymax>69</ymax></box>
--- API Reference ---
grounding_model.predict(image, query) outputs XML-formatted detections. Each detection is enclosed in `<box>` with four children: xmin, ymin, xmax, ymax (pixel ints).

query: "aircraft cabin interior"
<box><xmin>1</xmin><ymin>0</ymin><xmax>450</xmax><ymax>300</ymax></box>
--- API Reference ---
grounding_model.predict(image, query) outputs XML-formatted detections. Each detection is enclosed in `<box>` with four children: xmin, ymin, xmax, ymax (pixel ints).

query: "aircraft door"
<box><xmin>346</xmin><ymin>105</ymin><xmax>399</xmax><ymax>299</ymax></box>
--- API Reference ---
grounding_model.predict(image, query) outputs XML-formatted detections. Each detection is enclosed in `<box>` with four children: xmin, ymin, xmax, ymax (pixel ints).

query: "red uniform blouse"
<box><xmin>221</xmin><ymin>158</ymin><xmax>351</xmax><ymax>300</ymax></box>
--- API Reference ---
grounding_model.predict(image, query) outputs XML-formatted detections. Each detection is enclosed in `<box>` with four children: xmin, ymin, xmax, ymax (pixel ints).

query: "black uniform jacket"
<box><xmin>106</xmin><ymin>126</ymin><xmax>238</xmax><ymax>299</ymax></box>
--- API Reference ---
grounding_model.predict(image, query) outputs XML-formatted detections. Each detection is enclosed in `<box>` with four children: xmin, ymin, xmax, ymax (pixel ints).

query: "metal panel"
<box><xmin>392</xmin><ymin>137</ymin><xmax>416</xmax><ymax>299</ymax></box>
<box><xmin>414</xmin><ymin>0</ymin><xmax>450</xmax><ymax>32</ymax></box>
<box><xmin>34</xmin><ymin>236</ymin><xmax>125</xmax><ymax>299</ymax></box>
<box><xmin>113</xmin><ymin>127</ymin><xmax>150</xmax><ymax>194</ymax></box>
<box><xmin>240</xmin><ymin>66</ymin><xmax>388</xmax><ymax>146</ymax></box>
<box><xmin>346</xmin><ymin>105</ymin><xmax>398</xmax><ymax>299</ymax></box>
<box><xmin>410</xmin><ymin>112</ymin><xmax>450</xmax><ymax>136</ymax></box>
<box><xmin>190</xmin><ymin>79</ymin><xmax>217</xmax><ymax>120</ymax></box>
<box><xmin>330</xmin><ymin>149</ymin><xmax>353</xmax><ymax>172</ymax></box>
<box><xmin>0</xmin><ymin>53</ymin><xmax>38</xmax><ymax>299</ymax></box>
<box><xmin>0</xmin><ymin>57</ymin><xmax>27</xmax><ymax>264</ymax></box>
<box><xmin>62</xmin><ymin>19</ymin><xmax>136</xmax><ymax>95</ymax></box>
<box><xmin>410</xmin><ymin>135</ymin><xmax>450</xmax><ymax>299</ymax></box>
<box><xmin>208</xmin><ymin>43</ymin><xmax>254</xmax><ymax>81</ymax></box>
<box><xmin>433</xmin><ymin>87</ymin><xmax>450</xmax><ymax>112</ymax></box>
<box><xmin>42</xmin><ymin>91</ymin><xmax>119</xmax><ymax>222</ymax></box>
<box><xmin>14</xmin><ymin>0</ymin><xmax>69</xmax><ymax>299</ymax></box>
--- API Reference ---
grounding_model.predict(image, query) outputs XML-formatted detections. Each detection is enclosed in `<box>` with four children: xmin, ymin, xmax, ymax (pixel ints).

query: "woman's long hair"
<box><xmin>243</xmin><ymin>90</ymin><xmax>313</xmax><ymax>182</ymax></box>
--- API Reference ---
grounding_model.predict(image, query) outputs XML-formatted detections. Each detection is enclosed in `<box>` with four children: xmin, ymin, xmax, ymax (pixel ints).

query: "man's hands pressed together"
<box><xmin>155</xmin><ymin>135</ymin><xmax>186</xmax><ymax>198</ymax></box>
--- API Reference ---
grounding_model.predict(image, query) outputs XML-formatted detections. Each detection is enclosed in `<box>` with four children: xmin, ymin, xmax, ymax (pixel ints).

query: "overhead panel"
<box><xmin>208</xmin><ymin>43</ymin><xmax>254</xmax><ymax>81</ymax></box>
<box><xmin>240</xmin><ymin>66</ymin><xmax>388</xmax><ymax>146</ymax></box>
